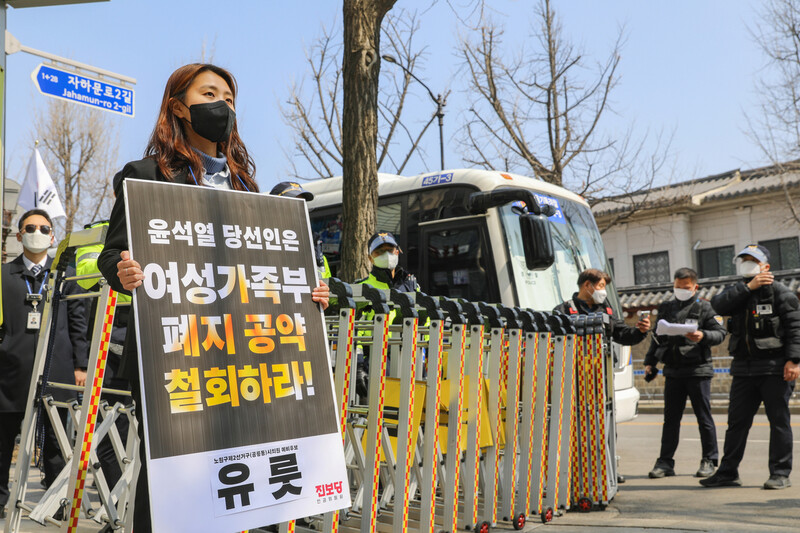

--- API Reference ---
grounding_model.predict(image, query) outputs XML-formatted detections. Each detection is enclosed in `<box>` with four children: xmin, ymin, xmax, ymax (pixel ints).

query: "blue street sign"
<box><xmin>31</xmin><ymin>63</ymin><xmax>135</xmax><ymax>118</ymax></box>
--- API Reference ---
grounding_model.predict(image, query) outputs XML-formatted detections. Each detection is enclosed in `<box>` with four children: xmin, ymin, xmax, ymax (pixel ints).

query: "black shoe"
<box><xmin>52</xmin><ymin>506</ymin><xmax>65</xmax><ymax>521</ymax></box>
<box><xmin>648</xmin><ymin>462</ymin><xmax>675</xmax><ymax>479</ymax></box>
<box><xmin>0</xmin><ymin>505</ymin><xmax>6</xmax><ymax>519</ymax></box>
<box><xmin>699</xmin><ymin>471</ymin><xmax>742</xmax><ymax>487</ymax></box>
<box><xmin>355</xmin><ymin>366</ymin><xmax>369</xmax><ymax>398</ymax></box>
<box><xmin>695</xmin><ymin>459</ymin><xmax>715</xmax><ymax>478</ymax></box>
<box><xmin>763</xmin><ymin>475</ymin><xmax>791</xmax><ymax>490</ymax></box>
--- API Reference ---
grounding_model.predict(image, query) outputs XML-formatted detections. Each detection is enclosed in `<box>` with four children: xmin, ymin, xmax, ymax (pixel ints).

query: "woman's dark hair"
<box><xmin>18</xmin><ymin>209</ymin><xmax>53</xmax><ymax>231</ymax></box>
<box><xmin>577</xmin><ymin>268</ymin><xmax>611</xmax><ymax>287</ymax></box>
<box><xmin>145</xmin><ymin>63</ymin><xmax>257</xmax><ymax>192</ymax></box>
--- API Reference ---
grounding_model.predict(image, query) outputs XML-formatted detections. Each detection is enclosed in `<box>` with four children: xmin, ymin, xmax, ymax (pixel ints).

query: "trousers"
<box><xmin>717</xmin><ymin>374</ymin><xmax>793</xmax><ymax>477</ymax></box>
<box><xmin>658</xmin><ymin>376</ymin><xmax>718</xmax><ymax>467</ymax></box>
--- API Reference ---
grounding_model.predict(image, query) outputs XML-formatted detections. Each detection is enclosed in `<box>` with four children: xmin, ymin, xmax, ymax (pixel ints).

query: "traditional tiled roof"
<box><xmin>593</xmin><ymin>161</ymin><xmax>800</xmax><ymax>217</ymax></box>
<box><xmin>618</xmin><ymin>269</ymin><xmax>800</xmax><ymax>310</ymax></box>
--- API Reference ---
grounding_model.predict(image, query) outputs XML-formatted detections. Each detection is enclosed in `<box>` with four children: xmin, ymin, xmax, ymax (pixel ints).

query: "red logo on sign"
<box><xmin>315</xmin><ymin>481</ymin><xmax>343</xmax><ymax>498</ymax></box>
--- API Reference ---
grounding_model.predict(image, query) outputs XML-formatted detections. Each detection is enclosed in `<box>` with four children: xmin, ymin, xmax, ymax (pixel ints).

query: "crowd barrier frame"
<box><xmin>5</xmin><ymin>230</ymin><xmax>621</xmax><ymax>532</ymax></box>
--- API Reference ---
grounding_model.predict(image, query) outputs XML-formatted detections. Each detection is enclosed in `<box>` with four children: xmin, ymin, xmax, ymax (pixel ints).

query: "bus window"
<box><xmin>311</xmin><ymin>212</ymin><xmax>343</xmax><ymax>276</ymax></box>
<box><xmin>377</xmin><ymin>202</ymin><xmax>403</xmax><ymax>237</ymax></box>
<box><xmin>311</xmin><ymin>202</ymin><xmax>404</xmax><ymax>278</ymax></box>
<box><xmin>420</xmin><ymin>221</ymin><xmax>498</xmax><ymax>302</ymax></box>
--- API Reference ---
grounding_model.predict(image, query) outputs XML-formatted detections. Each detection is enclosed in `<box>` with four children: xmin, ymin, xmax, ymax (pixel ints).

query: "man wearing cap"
<box><xmin>353</xmin><ymin>231</ymin><xmax>419</xmax><ymax>397</ymax></box>
<box><xmin>701</xmin><ymin>245</ymin><xmax>800</xmax><ymax>489</ymax></box>
<box><xmin>269</xmin><ymin>181</ymin><xmax>331</xmax><ymax>279</ymax></box>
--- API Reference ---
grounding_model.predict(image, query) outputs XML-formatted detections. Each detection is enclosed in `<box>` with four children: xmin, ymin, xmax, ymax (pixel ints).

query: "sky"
<box><xmin>4</xmin><ymin>0</ymin><xmax>772</xmax><ymax>195</ymax></box>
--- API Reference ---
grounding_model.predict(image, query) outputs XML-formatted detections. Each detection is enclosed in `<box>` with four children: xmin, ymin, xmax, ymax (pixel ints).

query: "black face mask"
<box><xmin>181</xmin><ymin>100</ymin><xmax>236</xmax><ymax>143</ymax></box>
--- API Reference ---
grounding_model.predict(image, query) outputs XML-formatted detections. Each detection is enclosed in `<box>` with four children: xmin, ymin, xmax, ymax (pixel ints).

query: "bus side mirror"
<box><xmin>519</xmin><ymin>213</ymin><xmax>554</xmax><ymax>270</ymax></box>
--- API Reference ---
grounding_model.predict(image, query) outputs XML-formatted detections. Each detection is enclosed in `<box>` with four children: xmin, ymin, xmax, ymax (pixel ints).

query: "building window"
<box><xmin>633</xmin><ymin>251</ymin><xmax>670</xmax><ymax>285</ymax></box>
<box><xmin>759</xmin><ymin>237</ymin><xmax>800</xmax><ymax>270</ymax></box>
<box><xmin>697</xmin><ymin>246</ymin><xmax>735</xmax><ymax>278</ymax></box>
<box><xmin>608</xmin><ymin>257</ymin><xmax>615</xmax><ymax>276</ymax></box>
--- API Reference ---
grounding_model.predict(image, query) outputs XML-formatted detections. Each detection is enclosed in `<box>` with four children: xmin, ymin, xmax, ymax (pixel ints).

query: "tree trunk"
<box><xmin>339</xmin><ymin>0</ymin><xmax>396</xmax><ymax>282</ymax></box>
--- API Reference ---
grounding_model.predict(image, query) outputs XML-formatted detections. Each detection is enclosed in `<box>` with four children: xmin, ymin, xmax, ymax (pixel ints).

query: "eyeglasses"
<box><xmin>23</xmin><ymin>224</ymin><xmax>52</xmax><ymax>235</ymax></box>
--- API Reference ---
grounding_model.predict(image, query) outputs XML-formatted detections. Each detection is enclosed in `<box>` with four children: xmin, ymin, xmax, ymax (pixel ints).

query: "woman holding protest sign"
<box><xmin>98</xmin><ymin>63</ymin><xmax>329</xmax><ymax>532</ymax></box>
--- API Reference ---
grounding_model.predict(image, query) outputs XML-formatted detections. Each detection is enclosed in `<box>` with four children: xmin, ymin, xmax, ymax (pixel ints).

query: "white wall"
<box><xmin>601</xmin><ymin>198</ymin><xmax>800</xmax><ymax>287</ymax></box>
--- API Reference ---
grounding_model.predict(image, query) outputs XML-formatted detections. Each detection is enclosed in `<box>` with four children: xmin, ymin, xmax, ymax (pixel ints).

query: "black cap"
<box><xmin>269</xmin><ymin>181</ymin><xmax>314</xmax><ymax>201</ymax></box>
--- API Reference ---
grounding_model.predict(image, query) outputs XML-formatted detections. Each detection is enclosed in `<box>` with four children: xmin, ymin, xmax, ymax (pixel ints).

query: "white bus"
<box><xmin>304</xmin><ymin>168</ymin><xmax>639</xmax><ymax>422</ymax></box>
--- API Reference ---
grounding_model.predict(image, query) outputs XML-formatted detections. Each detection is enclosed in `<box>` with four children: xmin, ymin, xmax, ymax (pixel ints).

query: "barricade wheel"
<box><xmin>577</xmin><ymin>497</ymin><xmax>592</xmax><ymax>513</ymax></box>
<box><xmin>541</xmin><ymin>507</ymin><xmax>554</xmax><ymax>523</ymax></box>
<box><xmin>513</xmin><ymin>512</ymin><xmax>526</xmax><ymax>530</ymax></box>
<box><xmin>476</xmin><ymin>521</ymin><xmax>491</xmax><ymax>533</ymax></box>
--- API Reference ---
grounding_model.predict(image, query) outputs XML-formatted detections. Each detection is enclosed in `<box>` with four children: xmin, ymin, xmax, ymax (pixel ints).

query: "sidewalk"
<box><xmin>0</xmin><ymin>456</ymin><xmax>104</xmax><ymax>533</ymax></box>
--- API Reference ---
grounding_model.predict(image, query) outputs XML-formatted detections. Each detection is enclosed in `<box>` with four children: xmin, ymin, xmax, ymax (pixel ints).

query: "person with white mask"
<box><xmin>353</xmin><ymin>232</ymin><xmax>419</xmax><ymax>398</ymax></box>
<box><xmin>553</xmin><ymin>267</ymin><xmax>650</xmax><ymax>345</ymax></box>
<box><xmin>643</xmin><ymin>268</ymin><xmax>726</xmax><ymax>480</ymax></box>
<box><xmin>702</xmin><ymin>245</ymin><xmax>800</xmax><ymax>490</ymax></box>
<box><xmin>359</xmin><ymin>231</ymin><xmax>419</xmax><ymax>293</ymax></box>
<box><xmin>0</xmin><ymin>209</ymin><xmax>90</xmax><ymax>519</ymax></box>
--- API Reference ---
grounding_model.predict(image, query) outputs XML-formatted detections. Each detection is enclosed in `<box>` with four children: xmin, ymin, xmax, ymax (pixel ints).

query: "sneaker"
<box><xmin>699</xmin><ymin>471</ymin><xmax>742</xmax><ymax>487</ymax></box>
<box><xmin>648</xmin><ymin>461</ymin><xmax>675</xmax><ymax>479</ymax></box>
<box><xmin>695</xmin><ymin>459</ymin><xmax>715</xmax><ymax>478</ymax></box>
<box><xmin>763</xmin><ymin>475</ymin><xmax>791</xmax><ymax>490</ymax></box>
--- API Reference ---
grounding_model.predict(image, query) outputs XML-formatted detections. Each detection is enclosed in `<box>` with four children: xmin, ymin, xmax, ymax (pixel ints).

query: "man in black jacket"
<box><xmin>0</xmin><ymin>209</ymin><xmax>89</xmax><ymax>518</ymax></box>
<box><xmin>644</xmin><ymin>268</ymin><xmax>726</xmax><ymax>479</ymax></box>
<box><xmin>553</xmin><ymin>268</ymin><xmax>650</xmax><ymax>344</ymax></box>
<box><xmin>701</xmin><ymin>245</ymin><xmax>800</xmax><ymax>490</ymax></box>
<box><xmin>554</xmin><ymin>268</ymin><xmax>649</xmax><ymax>485</ymax></box>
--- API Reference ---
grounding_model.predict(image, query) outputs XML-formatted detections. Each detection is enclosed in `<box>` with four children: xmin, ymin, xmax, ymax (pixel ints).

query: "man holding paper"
<box><xmin>643</xmin><ymin>268</ymin><xmax>726</xmax><ymax>480</ymax></box>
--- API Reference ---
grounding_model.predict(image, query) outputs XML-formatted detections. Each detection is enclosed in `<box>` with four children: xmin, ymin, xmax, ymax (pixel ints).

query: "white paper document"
<box><xmin>655</xmin><ymin>319</ymin><xmax>698</xmax><ymax>336</ymax></box>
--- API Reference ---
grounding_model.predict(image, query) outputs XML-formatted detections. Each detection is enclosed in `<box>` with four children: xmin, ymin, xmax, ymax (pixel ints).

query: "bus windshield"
<box><xmin>500</xmin><ymin>194</ymin><xmax>622</xmax><ymax>313</ymax></box>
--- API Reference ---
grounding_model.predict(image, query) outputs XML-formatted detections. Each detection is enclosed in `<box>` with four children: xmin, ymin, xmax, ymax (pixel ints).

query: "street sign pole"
<box><xmin>1</xmin><ymin>1</ymin><xmax>7</xmax><ymax>326</ymax></box>
<box><xmin>0</xmin><ymin>0</ymin><xmax>113</xmax><ymax>328</ymax></box>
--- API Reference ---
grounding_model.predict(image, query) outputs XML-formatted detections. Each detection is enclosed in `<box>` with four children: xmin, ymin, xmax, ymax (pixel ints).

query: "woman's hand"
<box><xmin>117</xmin><ymin>250</ymin><xmax>144</xmax><ymax>291</ymax></box>
<box><xmin>312</xmin><ymin>280</ymin><xmax>330</xmax><ymax>311</ymax></box>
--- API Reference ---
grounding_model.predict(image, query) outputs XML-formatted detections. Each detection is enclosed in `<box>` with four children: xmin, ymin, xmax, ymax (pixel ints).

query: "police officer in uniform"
<box><xmin>354</xmin><ymin>231</ymin><xmax>419</xmax><ymax>396</ymax></box>
<box><xmin>644</xmin><ymin>268</ymin><xmax>725</xmax><ymax>479</ymax></box>
<box><xmin>701</xmin><ymin>245</ymin><xmax>800</xmax><ymax>489</ymax></box>
<box><xmin>358</xmin><ymin>231</ymin><xmax>419</xmax><ymax>292</ymax></box>
<box><xmin>553</xmin><ymin>268</ymin><xmax>650</xmax><ymax>344</ymax></box>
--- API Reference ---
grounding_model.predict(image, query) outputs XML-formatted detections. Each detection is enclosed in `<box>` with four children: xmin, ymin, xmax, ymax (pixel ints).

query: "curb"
<box><xmin>637</xmin><ymin>401</ymin><xmax>800</xmax><ymax>415</ymax></box>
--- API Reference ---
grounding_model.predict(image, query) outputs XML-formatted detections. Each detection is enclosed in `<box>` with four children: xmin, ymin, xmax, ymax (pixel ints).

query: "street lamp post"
<box><xmin>382</xmin><ymin>54</ymin><xmax>447</xmax><ymax>170</ymax></box>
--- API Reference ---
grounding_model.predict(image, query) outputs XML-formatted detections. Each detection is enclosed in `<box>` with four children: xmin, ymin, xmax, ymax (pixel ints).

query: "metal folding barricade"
<box><xmin>4</xmin><ymin>226</ymin><xmax>139</xmax><ymax>533</ymax></box>
<box><xmin>5</xmin><ymin>251</ymin><xmax>620</xmax><ymax>532</ymax></box>
<box><xmin>567</xmin><ymin>312</ymin><xmax>618</xmax><ymax>513</ymax></box>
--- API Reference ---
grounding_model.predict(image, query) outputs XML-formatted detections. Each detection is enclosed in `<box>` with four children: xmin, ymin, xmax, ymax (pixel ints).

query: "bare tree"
<box><xmin>746</xmin><ymin>0</ymin><xmax>800</xmax><ymax>226</ymax></box>
<box><xmin>32</xmin><ymin>99</ymin><xmax>120</xmax><ymax>235</ymax></box>
<box><xmin>282</xmin><ymin>9</ymin><xmax>438</xmax><ymax>180</ymax></box>
<box><xmin>748</xmin><ymin>0</ymin><xmax>800</xmax><ymax>162</ymax></box>
<box><xmin>339</xmin><ymin>0</ymin><xmax>397</xmax><ymax>282</ymax></box>
<box><xmin>459</xmin><ymin>0</ymin><xmax>666</xmax><ymax>207</ymax></box>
